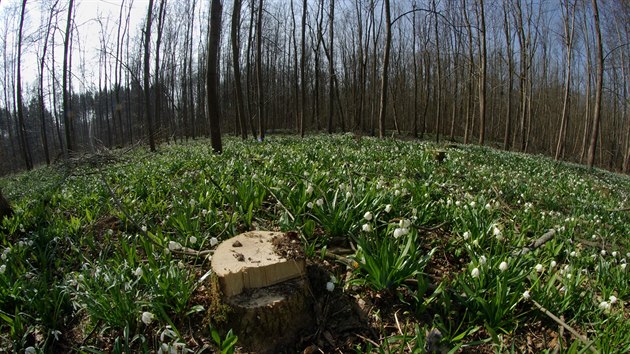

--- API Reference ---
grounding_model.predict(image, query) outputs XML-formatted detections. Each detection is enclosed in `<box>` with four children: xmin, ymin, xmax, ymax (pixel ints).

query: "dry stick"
<box><xmin>608</xmin><ymin>207</ymin><xmax>630</xmax><ymax>212</ymax></box>
<box><xmin>531</xmin><ymin>300</ymin><xmax>598</xmax><ymax>353</ymax></box>
<box><xmin>513</xmin><ymin>229</ymin><xmax>556</xmax><ymax>256</ymax></box>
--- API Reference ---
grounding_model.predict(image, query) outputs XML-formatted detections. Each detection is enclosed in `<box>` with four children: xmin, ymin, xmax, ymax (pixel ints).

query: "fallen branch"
<box><xmin>531</xmin><ymin>300</ymin><xmax>598</xmax><ymax>354</ymax></box>
<box><xmin>608</xmin><ymin>207</ymin><xmax>630</xmax><ymax>212</ymax></box>
<box><xmin>513</xmin><ymin>229</ymin><xmax>556</xmax><ymax>256</ymax></box>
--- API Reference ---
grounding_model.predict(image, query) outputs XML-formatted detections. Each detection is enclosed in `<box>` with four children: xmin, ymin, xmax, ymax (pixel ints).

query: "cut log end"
<box><xmin>209</xmin><ymin>231</ymin><xmax>312</xmax><ymax>353</ymax></box>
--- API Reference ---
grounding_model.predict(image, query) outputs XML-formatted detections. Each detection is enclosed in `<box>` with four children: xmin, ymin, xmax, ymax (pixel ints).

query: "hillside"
<box><xmin>1</xmin><ymin>135</ymin><xmax>629</xmax><ymax>353</ymax></box>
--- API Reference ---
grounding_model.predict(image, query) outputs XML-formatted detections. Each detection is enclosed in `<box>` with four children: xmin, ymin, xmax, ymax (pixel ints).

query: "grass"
<box><xmin>1</xmin><ymin>134</ymin><xmax>629</xmax><ymax>353</ymax></box>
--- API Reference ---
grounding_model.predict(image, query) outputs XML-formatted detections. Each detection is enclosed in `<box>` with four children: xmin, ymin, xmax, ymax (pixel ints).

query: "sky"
<box><xmin>0</xmin><ymin>0</ymin><xmax>149</xmax><ymax>94</ymax></box>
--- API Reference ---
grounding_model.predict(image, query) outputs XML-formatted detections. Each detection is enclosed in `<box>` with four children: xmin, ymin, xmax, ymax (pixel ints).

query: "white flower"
<box><xmin>363</xmin><ymin>211</ymin><xmax>373</xmax><ymax>221</ymax></box>
<box><xmin>362</xmin><ymin>223</ymin><xmax>373</xmax><ymax>232</ymax></box>
<box><xmin>601</xmin><ymin>250</ymin><xmax>607</xmax><ymax>256</ymax></box>
<box><xmin>24</xmin><ymin>347</ymin><xmax>36</xmax><ymax>354</ymax></box>
<box><xmin>168</xmin><ymin>241</ymin><xmax>182</xmax><ymax>251</ymax></box>
<box><xmin>479</xmin><ymin>255</ymin><xmax>487</xmax><ymax>265</ymax></box>
<box><xmin>463</xmin><ymin>231</ymin><xmax>470</xmax><ymax>240</ymax></box>
<box><xmin>141</xmin><ymin>225</ymin><xmax>148</xmax><ymax>233</ymax></box>
<box><xmin>535</xmin><ymin>264</ymin><xmax>544</xmax><ymax>273</ymax></box>
<box><xmin>472</xmin><ymin>239</ymin><xmax>479</xmax><ymax>247</ymax></box>
<box><xmin>384</xmin><ymin>204</ymin><xmax>392</xmax><ymax>213</ymax></box>
<box><xmin>346</xmin><ymin>191</ymin><xmax>352</xmax><ymax>199</ymax></box>
<box><xmin>134</xmin><ymin>267</ymin><xmax>143</xmax><ymax>277</ymax></box>
<box><xmin>621</xmin><ymin>263</ymin><xmax>627</xmax><ymax>270</ymax></box>
<box><xmin>599</xmin><ymin>301</ymin><xmax>611</xmax><ymax>311</ymax></box>
<box><xmin>399</xmin><ymin>219</ymin><xmax>411</xmax><ymax>228</ymax></box>
<box><xmin>471</xmin><ymin>267</ymin><xmax>480</xmax><ymax>278</ymax></box>
<box><xmin>316</xmin><ymin>198</ymin><xmax>324</xmax><ymax>207</ymax></box>
<box><xmin>522</xmin><ymin>290</ymin><xmax>530</xmax><ymax>300</ymax></box>
<box><xmin>485</xmin><ymin>203</ymin><xmax>492</xmax><ymax>210</ymax></box>
<box><xmin>493</xmin><ymin>226</ymin><xmax>504</xmax><ymax>241</ymax></box>
<box><xmin>307</xmin><ymin>202</ymin><xmax>313</xmax><ymax>209</ymax></box>
<box><xmin>0</xmin><ymin>264</ymin><xmax>5</xmax><ymax>274</ymax></box>
<box><xmin>189</xmin><ymin>236</ymin><xmax>197</xmax><ymax>244</ymax></box>
<box><xmin>393</xmin><ymin>228</ymin><xmax>408</xmax><ymax>238</ymax></box>
<box><xmin>570</xmin><ymin>251</ymin><xmax>577</xmax><ymax>257</ymax></box>
<box><xmin>306</xmin><ymin>185</ymin><xmax>314</xmax><ymax>195</ymax></box>
<box><xmin>141</xmin><ymin>311</ymin><xmax>155</xmax><ymax>325</ymax></box>
<box><xmin>209</xmin><ymin>237</ymin><xmax>219</xmax><ymax>247</ymax></box>
<box><xmin>499</xmin><ymin>261</ymin><xmax>508</xmax><ymax>272</ymax></box>
<box><xmin>326</xmin><ymin>281</ymin><xmax>334</xmax><ymax>292</ymax></box>
<box><xmin>550</xmin><ymin>260</ymin><xmax>557</xmax><ymax>268</ymax></box>
<box><xmin>609</xmin><ymin>295</ymin><xmax>618</xmax><ymax>304</ymax></box>
<box><xmin>612</xmin><ymin>251</ymin><xmax>618</xmax><ymax>257</ymax></box>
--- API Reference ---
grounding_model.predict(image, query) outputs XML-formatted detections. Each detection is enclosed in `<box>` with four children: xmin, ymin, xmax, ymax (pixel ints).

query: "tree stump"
<box><xmin>0</xmin><ymin>189</ymin><xmax>13</xmax><ymax>220</ymax></box>
<box><xmin>210</xmin><ymin>231</ymin><xmax>312</xmax><ymax>353</ymax></box>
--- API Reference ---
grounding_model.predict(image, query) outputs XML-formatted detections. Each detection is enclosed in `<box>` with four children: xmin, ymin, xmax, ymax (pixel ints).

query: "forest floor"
<box><xmin>1</xmin><ymin>134</ymin><xmax>629</xmax><ymax>353</ymax></box>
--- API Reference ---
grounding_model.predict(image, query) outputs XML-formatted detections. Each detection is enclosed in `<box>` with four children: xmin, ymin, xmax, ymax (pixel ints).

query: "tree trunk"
<box><xmin>207</xmin><ymin>0</ymin><xmax>223</xmax><ymax>153</ymax></box>
<box><xmin>62</xmin><ymin>0</ymin><xmax>75</xmax><ymax>156</ymax></box>
<box><xmin>555</xmin><ymin>0</ymin><xmax>576</xmax><ymax>161</ymax></box>
<box><xmin>39</xmin><ymin>0</ymin><xmax>58</xmax><ymax>165</ymax></box>
<box><xmin>300</xmin><ymin>0</ymin><xmax>307</xmax><ymax>137</ymax></box>
<box><xmin>144</xmin><ymin>0</ymin><xmax>156</xmax><ymax>152</ymax></box>
<box><xmin>377</xmin><ymin>0</ymin><xmax>391</xmax><ymax>139</ymax></box>
<box><xmin>327</xmin><ymin>0</ymin><xmax>335</xmax><ymax>134</ymax></box>
<box><xmin>232</xmin><ymin>0</ymin><xmax>248</xmax><ymax>139</ymax></box>
<box><xmin>17</xmin><ymin>0</ymin><xmax>33</xmax><ymax>170</ymax></box>
<box><xmin>502</xmin><ymin>1</ymin><xmax>513</xmax><ymax>150</ymax></box>
<box><xmin>256</xmin><ymin>0</ymin><xmax>265</xmax><ymax>140</ymax></box>
<box><xmin>587</xmin><ymin>0</ymin><xmax>603</xmax><ymax>168</ymax></box>
<box><xmin>477</xmin><ymin>0</ymin><xmax>487</xmax><ymax>146</ymax></box>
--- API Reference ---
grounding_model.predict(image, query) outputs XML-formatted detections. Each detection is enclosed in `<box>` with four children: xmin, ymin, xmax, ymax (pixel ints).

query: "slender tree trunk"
<box><xmin>477</xmin><ymin>0</ymin><xmax>487</xmax><ymax>145</ymax></box>
<box><xmin>207</xmin><ymin>0</ymin><xmax>223</xmax><ymax>153</ymax></box>
<box><xmin>154</xmin><ymin>0</ymin><xmax>167</xmax><ymax>142</ymax></box>
<box><xmin>39</xmin><ymin>0</ymin><xmax>58</xmax><ymax>165</ymax></box>
<box><xmin>17</xmin><ymin>0</ymin><xmax>33</xmax><ymax>170</ymax></box>
<box><xmin>256</xmin><ymin>0</ymin><xmax>265</xmax><ymax>140</ymax></box>
<box><xmin>300</xmin><ymin>0</ymin><xmax>307</xmax><ymax>137</ymax></box>
<box><xmin>327</xmin><ymin>0</ymin><xmax>335</xmax><ymax>134</ymax></box>
<box><xmin>144</xmin><ymin>0</ymin><xmax>156</xmax><ymax>152</ymax></box>
<box><xmin>587</xmin><ymin>0</ymin><xmax>603</xmax><ymax>168</ymax></box>
<box><xmin>232</xmin><ymin>0</ymin><xmax>248</xmax><ymax>139</ymax></box>
<box><xmin>502</xmin><ymin>1</ymin><xmax>513</xmax><ymax>150</ymax></box>
<box><xmin>378</xmin><ymin>0</ymin><xmax>391</xmax><ymax>139</ymax></box>
<box><xmin>432</xmin><ymin>0</ymin><xmax>442</xmax><ymax>143</ymax></box>
<box><xmin>555</xmin><ymin>0</ymin><xmax>576</xmax><ymax>161</ymax></box>
<box><xmin>62</xmin><ymin>0</ymin><xmax>75</xmax><ymax>156</ymax></box>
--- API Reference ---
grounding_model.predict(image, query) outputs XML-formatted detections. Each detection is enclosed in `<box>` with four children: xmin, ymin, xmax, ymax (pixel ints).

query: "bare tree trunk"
<box><xmin>300</xmin><ymin>0</ymin><xmax>307</xmax><ymax>137</ymax></box>
<box><xmin>207</xmin><ymin>0</ymin><xmax>223</xmax><ymax>153</ymax></box>
<box><xmin>62</xmin><ymin>0</ymin><xmax>75</xmax><ymax>156</ymax></box>
<box><xmin>555</xmin><ymin>0</ymin><xmax>576</xmax><ymax>161</ymax></box>
<box><xmin>432</xmin><ymin>0</ymin><xmax>442</xmax><ymax>143</ymax></box>
<box><xmin>587</xmin><ymin>0</ymin><xmax>603</xmax><ymax>168</ymax></box>
<box><xmin>154</xmin><ymin>0</ymin><xmax>167</xmax><ymax>142</ymax></box>
<box><xmin>377</xmin><ymin>0</ymin><xmax>391</xmax><ymax>139</ymax></box>
<box><xmin>232</xmin><ymin>0</ymin><xmax>248</xmax><ymax>139</ymax></box>
<box><xmin>256</xmin><ymin>0</ymin><xmax>265</xmax><ymax>140</ymax></box>
<box><xmin>502</xmin><ymin>1</ymin><xmax>513</xmax><ymax>150</ymax></box>
<box><xmin>144</xmin><ymin>0</ymin><xmax>156</xmax><ymax>152</ymax></box>
<box><xmin>39</xmin><ymin>0</ymin><xmax>58</xmax><ymax>165</ymax></box>
<box><xmin>17</xmin><ymin>0</ymin><xmax>33</xmax><ymax>170</ymax></box>
<box><xmin>477</xmin><ymin>0</ymin><xmax>487</xmax><ymax>145</ymax></box>
<box><xmin>327</xmin><ymin>0</ymin><xmax>335</xmax><ymax>134</ymax></box>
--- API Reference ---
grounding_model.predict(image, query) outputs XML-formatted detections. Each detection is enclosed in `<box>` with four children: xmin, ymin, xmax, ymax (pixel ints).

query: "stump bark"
<box><xmin>0</xmin><ymin>189</ymin><xmax>13</xmax><ymax>220</ymax></box>
<box><xmin>210</xmin><ymin>231</ymin><xmax>312</xmax><ymax>353</ymax></box>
